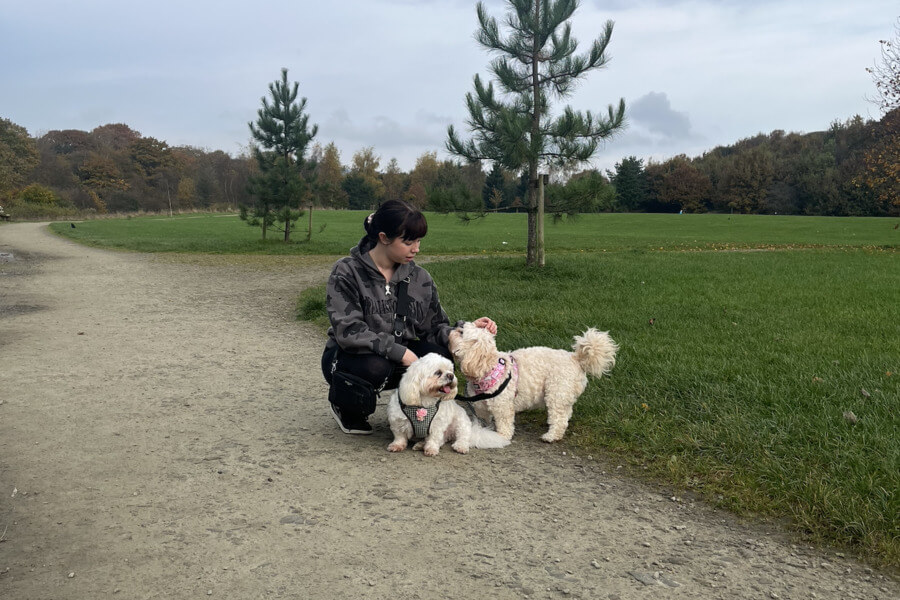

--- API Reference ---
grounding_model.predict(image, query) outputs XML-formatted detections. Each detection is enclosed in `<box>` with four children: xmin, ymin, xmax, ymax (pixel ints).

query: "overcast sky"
<box><xmin>2</xmin><ymin>0</ymin><xmax>896</xmax><ymax>173</ymax></box>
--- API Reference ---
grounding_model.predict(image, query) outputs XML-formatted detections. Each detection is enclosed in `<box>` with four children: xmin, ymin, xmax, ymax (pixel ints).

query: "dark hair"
<box><xmin>358</xmin><ymin>200</ymin><xmax>427</xmax><ymax>252</ymax></box>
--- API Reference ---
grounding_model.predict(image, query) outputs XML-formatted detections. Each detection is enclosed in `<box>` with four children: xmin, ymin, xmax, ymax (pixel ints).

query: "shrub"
<box><xmin>18</xmin><ymin>183</ymin><xmax>60</xmax><ymax>205</ymax></box>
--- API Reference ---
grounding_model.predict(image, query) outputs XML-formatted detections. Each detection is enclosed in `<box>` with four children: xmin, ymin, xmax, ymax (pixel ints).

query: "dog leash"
<box><xmin>455</xmin><ymin>373</ymin><xmax>512</xmax><ymax>403</ymax></box>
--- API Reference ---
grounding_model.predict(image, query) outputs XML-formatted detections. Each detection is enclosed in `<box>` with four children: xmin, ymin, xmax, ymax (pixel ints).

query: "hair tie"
<box><xmin>366</xmin><ymin>213</ymin><xmax>374</xmax><ymax>225</ymax></box>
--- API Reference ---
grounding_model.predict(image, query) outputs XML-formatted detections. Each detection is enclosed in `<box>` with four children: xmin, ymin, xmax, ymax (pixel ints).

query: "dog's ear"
<box><xmin>398</xmin><ymin>360</ymin><xmax>425</xmax><ymax>405</ymax></box>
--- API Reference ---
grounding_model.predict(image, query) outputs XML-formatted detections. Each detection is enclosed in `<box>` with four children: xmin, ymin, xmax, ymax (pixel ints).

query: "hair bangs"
<box><xmin>401</xmin><ymin>210</ymin><xmax>428</xmax><ymax>241</ymax></box>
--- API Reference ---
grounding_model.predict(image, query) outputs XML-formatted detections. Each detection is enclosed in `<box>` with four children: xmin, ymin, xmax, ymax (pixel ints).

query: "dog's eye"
<box><xmin>434</xmin><ymin>370</ymin><xmax>442</xmax><ymax>377</ymax></box>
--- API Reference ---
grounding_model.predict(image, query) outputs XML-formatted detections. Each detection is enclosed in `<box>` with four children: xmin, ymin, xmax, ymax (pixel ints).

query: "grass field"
<box><xmin>52</xmin><ymin>211</ymin><xmax>900</xmax><ymax>564</ymax></box>
<box><xmin>49</xmin><ymin>210</ymin><xmax>900</xmax><ymax>254</ymax></box>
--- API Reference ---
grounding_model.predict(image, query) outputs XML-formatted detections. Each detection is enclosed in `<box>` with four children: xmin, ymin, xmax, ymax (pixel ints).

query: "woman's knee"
<box><xmin>335</xmin><ymin>352</ymin><xmax>394</xmax><ymax>388</ymax></box>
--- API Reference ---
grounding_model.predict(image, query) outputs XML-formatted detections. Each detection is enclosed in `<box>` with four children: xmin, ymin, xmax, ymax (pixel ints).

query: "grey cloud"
<box><xmin>321</xmin><ymin>109</ymin><xmax>450</xmax><ymax>164</ymax></box>
<box><xmin>628</xmin><ymin>92</ymin><xmax>695</xmax><ymax>141</ymax></box>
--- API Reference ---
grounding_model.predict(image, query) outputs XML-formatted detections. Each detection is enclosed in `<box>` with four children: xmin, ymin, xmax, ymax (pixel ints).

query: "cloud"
<box><xmin>321</xmin><ymin>109</ymin><xmax>453</xmax><ymax>165</ymax></box>
<box><xmin>627</xmin><ymin>91</ymin><xmax>695</xmax><ymax>141</ymax></box>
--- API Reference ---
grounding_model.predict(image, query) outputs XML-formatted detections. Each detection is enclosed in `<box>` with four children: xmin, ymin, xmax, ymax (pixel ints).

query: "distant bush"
<box><xmin>6</xmin><ymin>185</ymin><xmax>84</xmax><ymax>220</ymax></box>
<box><xmin>18</xmin><ymin>183</ymin><xmax>61</xmax><ymax>205</ymax></box>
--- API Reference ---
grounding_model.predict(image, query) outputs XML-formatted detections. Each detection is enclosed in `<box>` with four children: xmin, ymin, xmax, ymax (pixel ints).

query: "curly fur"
<box><xmin>386</xmin><ymin>353</ymin><xmax>510</xmax><ymax>456</ymax></box>
<box><xmin>449</xmin><ymin>323</ymin><xmax>618</xmax><ymax>442</ymax></box>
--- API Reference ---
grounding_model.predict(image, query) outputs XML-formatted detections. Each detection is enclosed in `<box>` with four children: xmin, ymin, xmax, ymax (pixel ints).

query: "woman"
<box><xmin>321</xmin><ymin>200</ymin><xmax>496</xmax><ymax>434</ymax></box>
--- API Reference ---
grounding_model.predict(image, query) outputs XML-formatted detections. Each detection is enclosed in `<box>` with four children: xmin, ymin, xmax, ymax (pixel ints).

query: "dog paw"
<box><xmin>540</xmin><ymin>432</ymin><xmax>562</xmax><ymax>443</ymax></box>
<box><xmin>387</xmin><ymin>442</ymin><xmax>406</xmax><ymax>452</ymax></box>
<box><xmin>451</xmin><ymin>443</ymin><xmax>469</xmax><ymax>454</ymax></box>
<box><xmin>412</xmin><ymin>441</ymin><xmax>425</xmax><ymax>451</ymax></box>
<box><xmin>423</xmin><ymin>445</ymin><xmax>440</xmax><ymax>457</ymax></box>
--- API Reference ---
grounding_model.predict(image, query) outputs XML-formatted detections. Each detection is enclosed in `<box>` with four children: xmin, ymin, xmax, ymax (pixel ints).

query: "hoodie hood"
<box><xmin>349</xmin><ymin>243</ymin><xmax>415</xmax><ymax>284</ymax></box>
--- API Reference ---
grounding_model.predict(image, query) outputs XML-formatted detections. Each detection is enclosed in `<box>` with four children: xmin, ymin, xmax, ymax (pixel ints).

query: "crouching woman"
<box><xmin>321</xmin><ymin>200</ymin><xmax>496</xmax><ymax>434</ymax></box>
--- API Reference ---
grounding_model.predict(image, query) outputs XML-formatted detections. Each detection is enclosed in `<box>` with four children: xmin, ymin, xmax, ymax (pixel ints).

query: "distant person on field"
<box><xmin>321</xmin><ymin>200</ymin><xmax>496</xmax><ymax>435</ymax></box>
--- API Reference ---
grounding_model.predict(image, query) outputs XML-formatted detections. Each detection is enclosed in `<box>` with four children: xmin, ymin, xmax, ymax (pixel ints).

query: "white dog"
<box><xmin>386</xmin><ymin>353</ymin><xmax>510</xmax><ymax>456</ymax></box>
<box><xmin>449</xmin><ymin>323</ymin><xmax>618</xmax><ymax>442</ymax></box>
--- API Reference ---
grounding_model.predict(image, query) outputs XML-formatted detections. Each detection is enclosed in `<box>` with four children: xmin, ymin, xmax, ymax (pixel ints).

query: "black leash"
<box><xmin>455</xmin><ymin>374</ymin><xmax>512</xmax><ymax>403</ymax></box>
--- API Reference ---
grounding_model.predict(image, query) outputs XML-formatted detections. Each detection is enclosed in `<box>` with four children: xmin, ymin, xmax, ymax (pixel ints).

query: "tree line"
<box><xmin>610</xmin><ymin>110</ymin><xmax>898</xmax><ymax>217</ymax></box>
<box><xmin>2</xmin><ymin>108</ymin><xmax>896</xmax><ymax>221</ymax></box>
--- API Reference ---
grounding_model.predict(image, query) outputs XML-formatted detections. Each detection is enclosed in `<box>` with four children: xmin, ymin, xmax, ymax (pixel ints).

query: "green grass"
<box><xmin>50</xmin><ymin>211</ymin><xmax>900</xmax><ymax>564</ymax></box>
<box><xmin>50</xmin><ymin>211</ymin><xmax>900</xmax><ymax>254</ymax></box>
<box><xmin>425</xmin><ymin>251</ymin><xmax>899</xmax><ymax>565</ymax></box>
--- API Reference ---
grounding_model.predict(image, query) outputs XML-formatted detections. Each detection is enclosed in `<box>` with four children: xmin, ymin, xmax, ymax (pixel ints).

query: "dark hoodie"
<box><xmin>324</xmin><ymin>241</ymin><xmax>453</xmax><ymax>362</ymax></box>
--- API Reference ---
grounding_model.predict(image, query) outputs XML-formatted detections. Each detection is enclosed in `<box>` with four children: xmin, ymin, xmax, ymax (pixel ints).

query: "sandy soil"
<box><xmin>0</xmin><ymin>222</ymin><xmax>896</xmax><ymax>600</ymax></box>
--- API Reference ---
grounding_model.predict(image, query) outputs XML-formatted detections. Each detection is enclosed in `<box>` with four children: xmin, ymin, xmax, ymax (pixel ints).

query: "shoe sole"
<box><xmin>330</xmin><ymin>403</ymin><xmax>373</xmax><ymax>435</ymax></box>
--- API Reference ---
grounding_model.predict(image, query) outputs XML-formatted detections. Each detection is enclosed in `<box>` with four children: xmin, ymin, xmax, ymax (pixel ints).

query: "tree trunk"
<box><xmin>537</xmin><ymin>172</ymin><xmax>545</xmax><ymax>267</ymax></box>
<box><xmin>527</xmin><ymin>165</ymin><xmax>539</xmax><ymax>266</ymax></box>
<box><xmin>307</xmin><ymin>204</ymin><xmax>313</xmax><ymax>242</ymax></box>
<box><xmin>526</xmin><ymin>0</ymin><xmax>544</xmax><ymax>267</ymax></box>
<box><xmin>284</xmin><ymin>211</ymin><xmax>291</xmax><ymax>242</ymax></box>
<box><xmin>165</xmin><ymin>180</ymin><xmax>173</xmax><ymax>217</ymax></box>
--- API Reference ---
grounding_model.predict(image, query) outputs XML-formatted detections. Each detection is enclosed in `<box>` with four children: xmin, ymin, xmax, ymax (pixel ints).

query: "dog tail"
<box><xmin>573</xmin><ymin>328</ymin><xmax>618</xmax><ymax>378</ymax></box>
<box><xmin>469</xmin><ymin>418</ymin><xmax>512</xmax><ymax>449</ymax></box>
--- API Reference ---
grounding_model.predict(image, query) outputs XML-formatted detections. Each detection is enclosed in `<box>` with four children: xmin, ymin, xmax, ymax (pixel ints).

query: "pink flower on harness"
<box><xmin>472</xmin><ymin>356</ymin><xmax>517</xmax><ymax>394</ymax></box>
<box><xmin>415</xmin><ymin>408</ymin><xmax>428</xmax><ymax>421</ymax></box>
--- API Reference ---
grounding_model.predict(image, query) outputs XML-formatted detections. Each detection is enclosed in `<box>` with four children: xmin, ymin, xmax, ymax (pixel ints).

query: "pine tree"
<box><xmin>608</xmin><ymin>156</ymin><xmax>648</xmax><ymax>211</ymax></box>
<box><xmin>245</xmin><ymin>68</ymin><xmax>317</xmax><ymax>241</ymax></box>
<box><xmin>482</xmin><ymin>162</ymin><xmax>506</xmax><ymax>210</ymax></box>
<box><xmin>447</xmin><ymin>0</ymin><xmax>625</xmax><ymax>266</ymax></box>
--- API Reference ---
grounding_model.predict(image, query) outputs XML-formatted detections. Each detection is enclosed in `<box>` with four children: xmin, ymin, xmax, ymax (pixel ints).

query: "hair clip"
<box><xmin>366</xmin><ymin>213</ymin><xmax>375</xmax><ymax>225</ymax></box>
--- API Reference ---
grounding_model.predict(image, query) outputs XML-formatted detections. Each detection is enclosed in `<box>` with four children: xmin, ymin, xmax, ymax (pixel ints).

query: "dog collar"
<box><xmin>472</xmin><ymin>356</ymin><xmax>517</xmax><ymax>394</ymax></box>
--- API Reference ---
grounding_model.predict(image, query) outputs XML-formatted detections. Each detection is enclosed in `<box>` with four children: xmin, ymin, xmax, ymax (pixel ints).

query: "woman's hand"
<box><xmin>401</xmin><ymin>349</ymin><xmax>419</xmax><ymax>367</ymax></box>
<box><xmin>473</xmin><ymin>317</ymin><xmax>497</xmax><ymax>335</ymax></box>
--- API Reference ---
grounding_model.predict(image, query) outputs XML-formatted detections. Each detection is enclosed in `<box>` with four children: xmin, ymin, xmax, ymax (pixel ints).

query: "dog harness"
<box><xmin>398</xmin><ymin>391</ymin><xmax>442</xmax><ymax>439</ymax></box>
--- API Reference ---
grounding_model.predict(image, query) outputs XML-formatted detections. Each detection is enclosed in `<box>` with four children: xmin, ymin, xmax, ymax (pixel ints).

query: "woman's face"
<box><xmin>383</xmin><ymin>235</ymin><xmax>421</xmax><ymax>264</ymax></box>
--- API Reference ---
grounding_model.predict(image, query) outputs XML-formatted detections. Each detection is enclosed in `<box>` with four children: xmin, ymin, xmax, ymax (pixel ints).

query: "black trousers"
<box><xmin>321</xmin><ymin>340</ymin><xmax>453</xmax><ymax>419</ymax></box>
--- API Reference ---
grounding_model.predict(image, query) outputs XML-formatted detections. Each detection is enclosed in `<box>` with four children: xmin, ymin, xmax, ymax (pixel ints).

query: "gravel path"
<box><xmin>0</xmin><ymin>222</ymin><xmax>896</xmax><ymax>600</ymax></box>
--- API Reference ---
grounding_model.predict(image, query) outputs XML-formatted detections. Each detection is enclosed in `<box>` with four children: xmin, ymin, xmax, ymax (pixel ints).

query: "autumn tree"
<box><xmin>859</xmin><ymin>19</ymin><xmax>900</xmax><ymax>213</ymax></box>
<box><xmin>245</xmin><ymin>68</ymin><xmax>318</xmax><ymax>241</ymax></box>
<box><xmin>130</xmin><ymin>137</ymin><xmax>178</xmax><ymax>214</ymax></box>
<box><xmin>866</xmin><ymin>18</ymin><xmax>900</xmax><ymax>114</ymax></box>
<box><xmin>650</xmin><ymin>156</ymin><xmax>712</xmax><ymax>213</ymax></box>
<box><xmin>77</xmin><ymin>153</ymin><xmax>130</xmax><ymax>212</ymax></box>
<box><xmin>719</xmin><ymin>148</ymin><xmax>774</xmax><ymax>214</ymax></box>
<box><xmin>447</xmin><ymin>0</ymin><xmax>626</xmax><ymax>266</ymax></box>
<box><xmin>315</xmin><ymin>142</ymin><xmax>348</xmax><ymax>209</ymax></box>
<box><xmin>0</xmin><ymin>118</ymin><xmax>39</xmax><ymax>198</ymax></box>
<box><xmin>382</xmin><ymin>158</ymin><xmax>407</xmax><ymax>203</ymax></box>
<box><xmin>348</xmin><ymin>147</ymin><xmax>384</xmax><ymax>209</ymax></box>
<box><xmin>91</xmin><ymin>123</ymin><xmax>140</xmax><ymax>151</ymax></box>
<box><xmin>405</xmin><ymin>151</ymin><xmax>439</xmax><ymax>208</ymax></box>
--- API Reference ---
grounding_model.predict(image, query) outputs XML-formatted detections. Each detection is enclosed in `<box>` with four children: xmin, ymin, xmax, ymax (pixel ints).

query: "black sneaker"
<box><xmin>329</xmin><ymin>403</ymin><xmax>373</xmax><ymax>435</ymax></box>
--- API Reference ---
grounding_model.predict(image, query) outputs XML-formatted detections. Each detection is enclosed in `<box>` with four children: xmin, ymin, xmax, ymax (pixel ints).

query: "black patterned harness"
<box><xmin>397</xmin><ymin>390</ymin><xmax>441</xmax><ymax>439</ymax></box>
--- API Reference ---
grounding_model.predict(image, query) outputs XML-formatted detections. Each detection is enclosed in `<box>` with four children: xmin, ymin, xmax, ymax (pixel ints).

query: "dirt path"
<box><xmin>0</xmin><ymin>222</ymin><xmax>895</xmax><ymax>600</ymax></box>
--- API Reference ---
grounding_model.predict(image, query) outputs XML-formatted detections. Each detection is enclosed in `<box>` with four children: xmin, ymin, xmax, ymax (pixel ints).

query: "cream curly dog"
<box><xmin>449</xmin><ymin>323</ymin><xmax>618</xmax><ymax>442</ymax></box>
<box><xmin>386</xmin><ymin>352</ymin><xmax>510</xmax><ymax>456</ymax></box>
